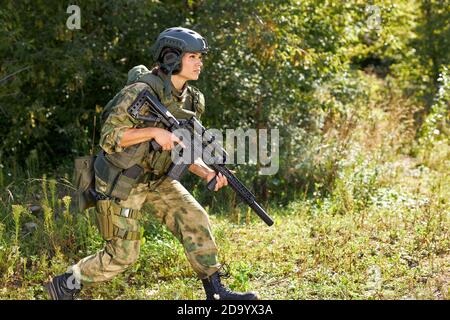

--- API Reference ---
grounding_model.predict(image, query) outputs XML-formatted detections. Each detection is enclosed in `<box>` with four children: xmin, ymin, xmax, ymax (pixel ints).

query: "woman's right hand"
<box><xmin>152</xmin><ymin>128</ymin><xmax>185</xmax><ymax>151</ymax></box>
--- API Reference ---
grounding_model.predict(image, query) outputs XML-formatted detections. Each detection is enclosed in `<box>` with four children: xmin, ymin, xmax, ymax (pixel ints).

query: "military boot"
<box><xmin>45</xmin><ymin>273</ymin><xmax>82</xmax><ymax>300</ymax></box>
<box><xmin>202</xmin><ymin>271</ymin><xmax>259</xmax><ymax>300</ymax></box>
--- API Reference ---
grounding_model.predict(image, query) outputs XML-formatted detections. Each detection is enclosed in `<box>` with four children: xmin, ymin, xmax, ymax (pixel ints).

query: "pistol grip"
<box><xmin>206</xmin><ymin>176</ymin><xmax>217</xmax><ymax>191</ymax></box>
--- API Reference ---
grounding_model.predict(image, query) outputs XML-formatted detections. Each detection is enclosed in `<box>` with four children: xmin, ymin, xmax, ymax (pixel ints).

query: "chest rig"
<box><xmin>94</xmin><ymin>67</ymin><xmax>205</xmax><ymax>202</ymax></box>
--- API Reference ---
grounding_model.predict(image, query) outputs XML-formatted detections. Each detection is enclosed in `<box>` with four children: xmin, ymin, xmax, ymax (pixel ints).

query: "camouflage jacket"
<box><xmin>99</xmin><ymin>65</ymin><xmax>205</xmax><ymax>176</ymax></box>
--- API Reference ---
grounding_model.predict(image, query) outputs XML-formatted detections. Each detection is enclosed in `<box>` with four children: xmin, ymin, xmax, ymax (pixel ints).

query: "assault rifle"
<box><xmin>127</xmin><ymin>90</ymin><xmax>274</xmax><ymax>226</ymax></box>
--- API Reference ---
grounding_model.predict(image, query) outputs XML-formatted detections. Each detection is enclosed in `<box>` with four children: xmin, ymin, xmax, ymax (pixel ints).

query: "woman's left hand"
<box><xmin>205</xmin><ymin>171</ymin><xmax>228</xmax><ymax>191</ymax></box>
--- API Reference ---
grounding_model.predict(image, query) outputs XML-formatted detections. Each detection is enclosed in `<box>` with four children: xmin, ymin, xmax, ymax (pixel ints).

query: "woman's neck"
<box><xmin>171</xmin><ymin>75</ymin><xmax>187</xmax><ymax>91</ymax></box>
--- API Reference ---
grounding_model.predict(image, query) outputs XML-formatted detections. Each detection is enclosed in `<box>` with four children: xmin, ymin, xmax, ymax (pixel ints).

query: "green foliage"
<box><xmin>11</xmin><ymin>205</ymin><xmax>26</xmax><ymax>246</ymax></box>
<box><xmin>0</xmin><ymin>0</ymin><xmax>448</xmax><ymax>300</ymax></box>
<box><xmin>0</xmin><ymin>0</ymin><xmax>187</xmax><ymax>169</ymax></box>
<box><xmin>417</xmin><ymin>66</ymin><xmax>450</xmax><ymax>150</ymax></box>
<box><xmin>1</xmin><ymin>0</ymin><xmax>447</xmax><ymax>203</ymax></box>
<box><xmin>410</xmin><ymin>1</ymin><xmax>450</xmax><ymax>103</ymax></box>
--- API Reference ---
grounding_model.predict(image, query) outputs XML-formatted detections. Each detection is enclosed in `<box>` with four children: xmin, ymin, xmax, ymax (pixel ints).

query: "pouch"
<box><xmin>73</xmin><ymin>155</ymin><xmax>97</xmax><ymax>211</ymax></box>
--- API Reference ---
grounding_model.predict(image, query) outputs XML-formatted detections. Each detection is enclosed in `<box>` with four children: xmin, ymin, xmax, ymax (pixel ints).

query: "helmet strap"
<box><xmin>163</xmin><ymin>67</ymin><xmax>174</xmax><ymax>99</ymax></box>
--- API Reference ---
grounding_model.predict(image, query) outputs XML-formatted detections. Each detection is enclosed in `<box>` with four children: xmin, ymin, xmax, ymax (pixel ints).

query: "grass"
<box><xmin>0</xmin><ymin>148</ymin><xmax>447</xmax><ymax>300</ymax></box>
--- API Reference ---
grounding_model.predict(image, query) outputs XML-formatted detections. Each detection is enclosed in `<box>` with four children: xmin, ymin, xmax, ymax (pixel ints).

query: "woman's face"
<box><xmin>177</xmin><ymin>52</ymin><xmax>204</xmax><ymax>81</ymax></box>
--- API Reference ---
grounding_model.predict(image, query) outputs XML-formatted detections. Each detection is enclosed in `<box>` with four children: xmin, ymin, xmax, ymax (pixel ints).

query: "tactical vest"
<box><xmin>95</xmin><ymin>66</ymin><xmax>205</xmax><ymax>201</ymax></box>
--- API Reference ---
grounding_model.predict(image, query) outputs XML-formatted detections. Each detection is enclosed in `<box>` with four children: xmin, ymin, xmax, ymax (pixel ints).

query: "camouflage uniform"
<box><xmin>70</xmin><ymin>65</ymin><xmax>220</xmax><ymax>285</ymax></box>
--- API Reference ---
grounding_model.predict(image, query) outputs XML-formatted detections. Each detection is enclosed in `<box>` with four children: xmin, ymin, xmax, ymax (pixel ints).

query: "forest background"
<box><xmin>0</xmin><ymin>0</ymin><xmax>448</xmax><ymax>299</ymax></box>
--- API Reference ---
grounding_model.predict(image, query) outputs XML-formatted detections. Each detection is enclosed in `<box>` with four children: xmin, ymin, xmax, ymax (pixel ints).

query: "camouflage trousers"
<box><xmin>70</xmin><ymin>177</ymin><xmax>221</xmax><ymax>285</ymax></box>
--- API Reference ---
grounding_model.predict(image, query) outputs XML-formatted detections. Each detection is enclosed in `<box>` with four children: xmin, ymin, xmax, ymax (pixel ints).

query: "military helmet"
<box><xmin>152</xmin><ymin>27</ymin><xmax>208</xmax><ymax>62</ymax></box>
<box><xmin>151</xmin><ymin>27</ymin><xmax>208</xmax><ymax>97</ymax></box>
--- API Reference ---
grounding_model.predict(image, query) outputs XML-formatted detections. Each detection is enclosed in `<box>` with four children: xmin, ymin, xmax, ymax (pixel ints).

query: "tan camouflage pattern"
<box><xmin>97</xmin><ymin>66</ymin><xmax>205</xmax><ymax>187</ymax></box>
<box><xmin>72</xmin><ymin>177</ymin><xmax>220</xmax><ymax>284</ymax></box>
<box><xmin>99</xmin><ymin>81</ymin><xmax>150</xmax><ymax>155</ymax></box>
<box><xmin>144</xmin><ymin>177</ymin><xmax>221</xmax><ymax>279</ymax></box>
<box><xmin>71</xmin><ymin>66</ymin><xmax>218</xmax><ymax>285</ymax></box>
<box><xmin>100</xmin><ymin>66</ymin><xmax>204</xmax><ymax>157</ymax></box>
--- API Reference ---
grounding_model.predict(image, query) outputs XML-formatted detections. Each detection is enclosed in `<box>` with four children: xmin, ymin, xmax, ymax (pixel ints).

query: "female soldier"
<box><xmin>45</xmin><ymin>27</ymin><xmax>258</xmax><ymax>300</ymax></box>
